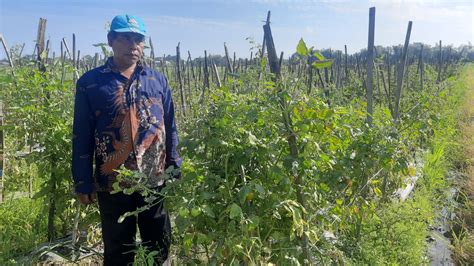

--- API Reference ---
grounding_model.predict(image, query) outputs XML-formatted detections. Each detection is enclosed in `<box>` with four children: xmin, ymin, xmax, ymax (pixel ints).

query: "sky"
<box><xmin>0</xmin><ymin>0</ymin><xmax>473</xmax><ymax>60</ymax></box>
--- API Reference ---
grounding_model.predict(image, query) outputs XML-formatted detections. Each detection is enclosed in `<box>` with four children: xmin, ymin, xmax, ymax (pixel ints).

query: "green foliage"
<box><xmin>0</xmin><ymin>44</ymin><xmax>469</xmax><ymax>265</ymax></box>
<box><xmin>90</xmin><ymin>52</ymin><xmax>467</xmax><ymax>264</ymax></box>
<box><xmin>93</xmin><ymin>43</ymin><xmax>112</xmax><ymax>58</ymax></box>
<box><xmin>296</xmin><ymin>38</ymin><xmax>333</xmax><ymax>69</ymax></box>
<box><xmin>1</xmin><ymin>61</ymin><xmax>86</xmax><ymax>245</ymax></box>
<box><xmin>156</xmin><ymin>75</ymin><xmax>410</xmax><ymax>263</ymax></box>
<box><xmin>296</xmin><ymin>38</ymin><xmax>309</xmax><ymax>56</ymax></box>
<box><xmin>0</xmin><ymin>198</ymin><xmax>47</xmax><ymax>264</ymax></box>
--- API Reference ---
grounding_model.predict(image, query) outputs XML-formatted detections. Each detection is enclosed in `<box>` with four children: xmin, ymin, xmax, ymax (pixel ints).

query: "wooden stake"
<box><xmin>0</xmin><ymin>34</ymin><xmax>14</xmax><ymax>69</ymax></box>
<box><xmin>176</xmin><ymin>43</ymin><xmax>186</xmax><ymax>117</ymax></box>
<box><xmin>72</xmin><ymin>33</ymin><xmax>76</xmax><ymax>69</ymax></box>
<box><xmin>203</xmin><ymin>50</ymin><xmax>210</xmax><ymax>94</ymax></box>
<box><xmin>419</xmin><ymin>44</ymin><xmax>424</xmax><ymax>91</ymax></box>
<box><xmin>212</xmin><ymin>63</ymin><xmax>222</xmax><ymax>88</ymax></box>
<box><xmin>36</xmin><ymin>18</ymin><xmax>47</xmax><ymax>68</ymax></box>
<box><xmin>366</xmin><ymin>7</ymin><xmax>376</xmax><ymax>127</ymax></box>
<box><xmin>279</xmin><ymin>51</ymin><xmax>284</xmax><ymax>70</ymax></box>
<box><xmin>263</xmin><ymin>24</ymin><xmax>280</xmax><ymax>78</ymax></box>
<box><xmin>263</xmin><ymin>14</ymin><xmax>310</xmax><ymax>263</ymax></box>
<box><xmin>224</xmin><ymin>43</ymin><xmax>234</xmax><ymax>74</ymax></box>
<box><xmin>94</xmin><ymin>53</ymin><xmax>99</xmax><ymax>68</ymax></box>
<box><xmin>437</xmin><ymin>40</ymin><xmax>442</xmax><ymax>82</ymax></box>
<box><xmin>0</xmin><ymin>102</ymin><xmax>4</xmax><ymax>203</ymax></box>
<box><xmin>61</xmin><ymin>38</ymin><xmax>72</xmax><ymax>60</ymax></box>
<box><xmin>344</xmin><ymin>45</ymin><xmax>348</xmax><ymax>83</ymax></box>
<box><xmin>393</xmin><ymin>21</ymin><xmax>413</xmax><ymax>123</ymax></box>
<box><xmin>188</xmin><ymin>51</ymin><xmax>196</xmax><ymax>81</ymax></box>
<box><xmin>149</xmin><ymin>37</ymin><xmax>155</xmax><ymax>69</ymax></box>
<box><xmin>258</xmin><ymin>11</ymin><xmax>271</xmax><ymax>80</ymax></box>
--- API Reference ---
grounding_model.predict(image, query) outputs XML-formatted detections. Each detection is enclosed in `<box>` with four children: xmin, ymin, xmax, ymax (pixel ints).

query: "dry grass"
<box><xmin>453</xmin><ymin>65</ymin><xmax>474</xmax><ymax>265</ymax></box>
<box><xmin>452</xmin><ymin>230</ymin><xmax>474</xmax><ymax>265</ymax></box>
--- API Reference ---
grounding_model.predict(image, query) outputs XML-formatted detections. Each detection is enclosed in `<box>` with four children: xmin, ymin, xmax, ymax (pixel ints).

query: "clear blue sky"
<box><xmin>0</xmin><ymin>0</ymin><xmax>473</xmax><ymax>59</ymax></box>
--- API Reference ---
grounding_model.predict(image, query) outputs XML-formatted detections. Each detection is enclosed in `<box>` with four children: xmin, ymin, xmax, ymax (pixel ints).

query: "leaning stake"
<box><xmin>393</xmin><ymin>21</ymin><xmax>413</xmax><ymax>124</ymax></box>
<box><xmin>263</xmin><ymin>12</ymin><xmax>310</xmax><ymax>263</ymax></box>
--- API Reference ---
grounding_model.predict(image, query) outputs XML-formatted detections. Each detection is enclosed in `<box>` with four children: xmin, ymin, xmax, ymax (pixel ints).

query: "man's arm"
<box><xmin>72</xmin><ymin>80</ymin><xmax>96</xmax><ymax>199</ymax></box>
<box><xmin>161</xmin><ymin>76</ymin><xmax>182</xmax><ymax>174</ymax></box>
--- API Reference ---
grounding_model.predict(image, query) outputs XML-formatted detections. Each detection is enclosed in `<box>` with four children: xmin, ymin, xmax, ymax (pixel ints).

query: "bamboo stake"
<box><xmin>60</xmin><ymin>41</ymin><xmax>66</xmax><ymax>84</ymax></box>
<box><xmin>72</xmin><ymin>33</ymin><xmax>76</xmax><ymax>69</ymax></box>
<box><xmin>212</xmin><ymin>63</ymin><xmax>222</xmax><ymax>88</ymax></box>
<box><xmin>45</xmin><ymin>39</ymin><xmax>50</xmax><ymax>64</ymax></box>
<box><xmin>62</xmin><ymin>36</ymin><xmax>79</xmax><ymax>79</ymax></box>
<box><xmin>366</xmin><ymin>7</ymin><xmax>376</xmax><ymax>127</ymax></box>
<box><xmin>279</xmin><ymin>51</ymin><xmax>284</xmax><ymax>70</ymax></box>
<box><xmin>149</xmin><ymin>37</ymin><xmax>155</xmax><ymax>69</ymax></box>
<box><xmin>393</xmin><ymin>21</ymin><xmax>413</xmax><ymax>124</ymax></box>
<box><xmin>344</xmin><ymin>45</ymin><xmax>348</xmax><ymax>83</ymax></box>
<box><xmin>336</xmin><ymin>51</ymin><xmax>342</xmax><ymax>90</ymax></box>
<box><xmin>176</xmin><ymin>43</ymin><xmax>186</xmax><ymax>117</ymax></box>
<box><xmin>188</xmin><ymin>51</ymin><xmax>196</xmax><ymax>81</ymax></box>
<box><xmin>307</xmin><ymin>60</ymin><xmax>313</xmax><ymax>94</ymax></box>
<box><xmin>61</xmin><ymin>38</ymin><xmax>72</xmax><ymax>60</ymax></box>
<box><xmin>443</xmin><ymin>46</ymin><xmax>451</xmax><ymax>76</ymax></box>
<box><xmin>203</xmin><ymin>50</ymin><xmax>210</xmax><ymax>96</ymax></box>
<box><xmin>161</xmin><ymin>54</ymin><xmax>166</xmax><ymax>77</ymax></box>
<box><xmin>0</xmin><ymin>34</ymin><xmax>14</xmax><ymax>69</ymax></box>
<box><xmin>0</xmin><ymin>102</ymin><xmax>4</xmax><ymax>203</ymax></box>
<box><xmin>36</xmin><ymin>18</ymin><xmax>47</xmax><ymax>69</ymax></box>
<box><xmin>17</xmin><ymin>43</ymin><xmax>25</xmax><ymax>66</ymax></box>
<box><xmin>258</xmin><ymin>11</ymin><xmax>271</xmax><ymax>80</ymax></box>
<box><xmin>94</xmin><ymin>53</ymin><xmax>99</xmax><ymax>68</ymax></box>
<box><xmin>263</xmin><ymin>14</ymin><xmax>310</xmax><ymax>263</ymax></box>
<box><xmin>224</xmin><ymin>43</ymin><xmax>234</xmax><ymax>74</ymax></box>
<box><xmin>261</xmin><ymin>11</ymin><xmax>271</xmax><ymax>58</ymax></box>
<box><xmin>232</xmin><ymin>52</ymin><xmax>236</xmax><ymax>73</ymax></box>
<box><xmin>355</xmin><ymin>53</ymin><xmax>362</xmax><ymax>79</ymax></box>
<box><xmin>380</xmin><ymin>66</ymin><xmax>392</xmax><ymax>112</ymax></box>
<box><xmin>437</xmin><ymin>40</ymin><xmax>442</xmax><ymax>82</ymax></box>
<box><xmin>419</xmin><ymin>45</ymin><xmax>424</xmax><ymax>91</ymax></box>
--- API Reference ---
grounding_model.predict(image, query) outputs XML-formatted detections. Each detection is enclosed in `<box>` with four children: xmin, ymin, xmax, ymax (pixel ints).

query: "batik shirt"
<box><xmin>72</xmin><ymin>58</ymin><xmax>181</xmax><ymax>194</ymax></box>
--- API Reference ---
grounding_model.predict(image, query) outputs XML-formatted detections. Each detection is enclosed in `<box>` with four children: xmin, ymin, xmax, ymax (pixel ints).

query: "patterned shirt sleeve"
<box><xmin>72</xmin><ymin>79</ymin><xmax>96</xmax><ymax>194</ymax></box>
<box><xmin>161</xmin><ymin>75</ymin><xmax>182</xmax><ymax>170</ymax></box>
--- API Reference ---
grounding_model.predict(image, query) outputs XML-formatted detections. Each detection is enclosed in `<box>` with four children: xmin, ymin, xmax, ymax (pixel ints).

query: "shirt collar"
<box><xmin>100</xmin><ymin>57</ymin><xmax>145</xmax><ymax>75</ymax></box>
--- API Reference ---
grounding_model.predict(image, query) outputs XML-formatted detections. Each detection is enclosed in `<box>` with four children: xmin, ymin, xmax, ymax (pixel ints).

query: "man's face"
<box><xmin>109</xmin><ymin>32</ymin><xmax>145</xmax><ymax>67</ymax></box>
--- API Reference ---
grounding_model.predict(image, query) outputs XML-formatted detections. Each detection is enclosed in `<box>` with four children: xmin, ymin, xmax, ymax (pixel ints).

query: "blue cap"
<box><xmin>110</xmin><ymin>14</ymin><xmax>147</xmax><ymax>36</ymax></box>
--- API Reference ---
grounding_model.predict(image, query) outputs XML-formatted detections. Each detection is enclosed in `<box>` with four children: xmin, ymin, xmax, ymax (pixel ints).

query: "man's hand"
<box><xmin>77</xmin><ymin>193</ymin><xmax>97</xmax><ymax>205</ymax></box>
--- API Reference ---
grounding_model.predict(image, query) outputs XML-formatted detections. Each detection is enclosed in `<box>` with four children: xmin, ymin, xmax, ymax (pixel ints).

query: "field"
<box><xmin>1</xmin><ymin>9</ymin><xmax>474</xmax><ymax>265</ymax></box>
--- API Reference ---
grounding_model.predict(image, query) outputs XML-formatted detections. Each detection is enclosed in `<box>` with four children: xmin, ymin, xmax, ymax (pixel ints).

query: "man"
<box><xmin>72</xmin><ymin>14</ymin><xmax>181</xmax><ymax>265</ymax></box>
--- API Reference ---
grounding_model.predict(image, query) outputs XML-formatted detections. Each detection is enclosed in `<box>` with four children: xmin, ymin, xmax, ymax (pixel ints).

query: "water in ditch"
<box><xmin>427</xmin><ymin>171</ymin><xmax>458</xmax><ymax>265</ymax></box>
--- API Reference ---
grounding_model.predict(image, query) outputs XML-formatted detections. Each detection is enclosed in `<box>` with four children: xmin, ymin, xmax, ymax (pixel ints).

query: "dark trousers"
<box><xmin>97</xmin><ymin>191</ymin><xmax>171</xmax><ymax>266</ymax></box>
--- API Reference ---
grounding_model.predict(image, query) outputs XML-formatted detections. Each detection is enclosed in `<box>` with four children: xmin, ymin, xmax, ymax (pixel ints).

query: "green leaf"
<box><xmin>312</xmin><ymin>60</ymin><xmax>333</xmax><ymax>69</ymax></box>
<box><xmin>92</xmin><ymin>43</ymin><xmax>108</xmax><ymax>47</ymax></box>
<box><xmin>202</xmin><ymin>205</ymin><xmax>216</xmax><ymax>218</ymax></box>
<box><xmin>183</xmin><ymin>233</ymin><xmax>194</xmax><ymax>254</ymax></box>
<box><xmin>229</xmin><ymin>203</ymin><xmax>242</xmax><ymax>220</ymax></box>
<box><xmin>313</xmin><ymin>51</ymin><xmax>326</xmax><ymax>61</ymax></box>
<box><xmin>238</xmin><ymin>185</ymin><xmax>252</xmax><ymax>205</ymax></box>
<box><xmin>296</xmin><ymin>38</ymin><xmax>309</xmax><ymax>56</ymax></box>
<box><xmin>248</xmin><ymin>131</ymin><xmax>258</xmax><ymax>146</ymax></box>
